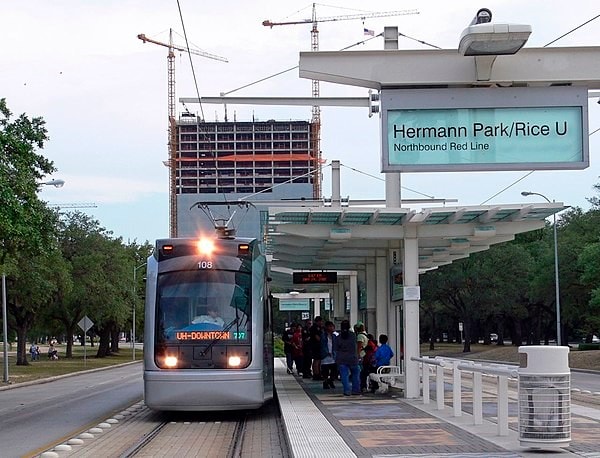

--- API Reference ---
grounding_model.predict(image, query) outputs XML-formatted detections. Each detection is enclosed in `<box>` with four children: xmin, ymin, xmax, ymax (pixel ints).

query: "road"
<box><xmin>0</xmin><ymin>362</ymin><xmax>143</xmax><ymax>458</ymax></box>
<box><xmin>571</xmin><ymin>369</ymin><xmax>600</xmax><ymax>393</ymax></box>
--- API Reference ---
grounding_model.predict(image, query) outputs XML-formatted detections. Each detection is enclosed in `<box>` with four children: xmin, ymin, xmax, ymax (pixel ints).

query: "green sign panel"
<box><xmin>279</xmin><ymin>299</ymin><xmax>310</xmax><ymax>311</ymax></box>
<box><xmin>381</xmin><ymin>87</ymin><xmax>589</xmax><ymax>172</ymax></box>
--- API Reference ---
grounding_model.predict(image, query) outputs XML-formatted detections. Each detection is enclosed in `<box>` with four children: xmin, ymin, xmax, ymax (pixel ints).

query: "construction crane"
<box><xmin>263</xmin><ymin>5</ymin><xmax>418</xmax><ymax>200</ymax></box>
<box><xmin>138</xmin><ymin>30</ymin><xmax>227</xmax><ymax>238</ymax></box>
<box><xmin>47</xmin><ymin>203</ymin><xmax>98</xmax><ymax>209</ymax></box>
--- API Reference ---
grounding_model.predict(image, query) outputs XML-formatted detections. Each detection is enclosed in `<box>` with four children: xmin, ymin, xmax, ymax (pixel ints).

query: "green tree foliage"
<box><xmin>420</xmin><ymin>183</ymin><xmax>600</xmax><ymax>349</ymax></box>
<box><xmin>0</xmin><ymin>99</ymin><xmax>59</xmax><ymax>364</ymax></box>
<box><xmin>49</xmin><ymin>212</ymin><xmax>137</xmax><ymax>358</ymax></box>
<box><xmin>6</xmin><ymin>248</ymin><xmax>70</xmax><ymax>365</ymax></box>
<box><xmin>421</xmin><ymin>242</ymin><xmax>532</xmax><ymax>352</ymax></box>
<box><xmin>0</xmin><ymin>99</ymin><xmax>57</xmax><ymax>263</ymax></box>
<box><xmin>579</xmin><ymin>242</ymin><xmax>600</xmax><ymax>341</ymax></box>
<box><xmin>554</xmin><ymin>207</ymin><xmax>600</xmax><ymax>343</ymax></box>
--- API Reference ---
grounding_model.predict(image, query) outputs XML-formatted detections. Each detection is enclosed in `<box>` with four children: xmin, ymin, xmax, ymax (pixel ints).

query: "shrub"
<box><xmin>274</xmin><ymin>336</ymin><xmax>285</xmax><ymax>357</ymax></box>
<box><xmin>578</xmin><ymin>343</ymin><xmax>600</xmax><ymax>351</ymax></box>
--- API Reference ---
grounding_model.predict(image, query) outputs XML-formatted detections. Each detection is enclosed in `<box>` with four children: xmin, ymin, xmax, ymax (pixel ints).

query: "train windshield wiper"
<box><xmin>201</xmin><ymin>317</ymin><xmax>240</xmax><ymax>355</ymax></box>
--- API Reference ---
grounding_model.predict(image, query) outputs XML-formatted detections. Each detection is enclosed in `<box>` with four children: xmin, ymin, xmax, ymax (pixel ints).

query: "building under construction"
<box><xmin>175</xmin><ymin>117</ymin><xmax>317</xmax><ymax>238</ymax></box>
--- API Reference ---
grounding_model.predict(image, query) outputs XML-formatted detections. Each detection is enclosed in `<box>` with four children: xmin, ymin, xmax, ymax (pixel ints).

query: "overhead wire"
<box><xmin>397</xmin><ymin>32</ymin><xmax>441</xmax><ymax>49</ymax></box>
<box><xmin>339</xmin><ymin>163</ymin><xmax>436</xmax><ymax>199</ymax></box>
<box><xmin>543</xmin><ymin>13</ymin><xmax>600</xmax><ymax>47</ymax></box>
<box><xmin>176</xmin><ymin>0</ymin><xmax>205</xmax><ymax>120</ymax></box>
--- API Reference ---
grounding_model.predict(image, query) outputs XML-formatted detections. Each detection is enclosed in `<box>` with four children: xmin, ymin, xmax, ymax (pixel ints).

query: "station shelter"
<box><xmin>264</xmin><ymin>25</ymin><xmax>600</xmax><ymax>399</ymax></box>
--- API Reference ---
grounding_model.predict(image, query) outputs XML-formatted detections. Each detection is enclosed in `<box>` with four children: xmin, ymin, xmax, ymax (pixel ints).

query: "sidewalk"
<box><xmin>274</xmin><ymin>358</ymin><xmax>600</xmax><ymax>457</ymax></box>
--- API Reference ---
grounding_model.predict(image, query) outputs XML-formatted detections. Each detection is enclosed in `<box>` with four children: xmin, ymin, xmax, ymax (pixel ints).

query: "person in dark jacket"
<box><xmin>333</xmin><ymin>319</ymin><xmax>360</xmax><ymax>396</ymax></box>
<box><xmin>282</xmin><ymin>323</ymin><xmax>296</xmax><ymax>374</ymax></box>
<box><xmin>301</xmin><ymin>319</ymin><xmax>313</xmax><ymax>379</ymax></box>
<box><xmin>320</xmin><ymin>320</ymin><xmax>337</xmax><ymax>389</ymax></box>
<box><xmin>309</xmin><ymin>316</ymin><xmax>324</xmax><ymax>380</ymax></box>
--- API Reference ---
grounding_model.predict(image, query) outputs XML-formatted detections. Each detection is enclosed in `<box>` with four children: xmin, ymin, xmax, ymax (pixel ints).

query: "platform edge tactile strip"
<box><xmin>274</xmin><ymin>358</ymin><xmax>356</xmax><ymax>458</ymax></box>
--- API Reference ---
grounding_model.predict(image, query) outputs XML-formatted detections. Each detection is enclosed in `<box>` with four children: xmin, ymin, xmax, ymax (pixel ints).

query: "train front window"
<box><xmin>156</xmin><ymin>270</ymin><xmax>251</xmax><ymax>343</ymax></box>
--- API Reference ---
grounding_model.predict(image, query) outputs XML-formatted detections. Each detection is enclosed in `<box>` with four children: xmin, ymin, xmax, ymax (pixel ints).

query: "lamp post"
<box><xmin>133</xmin><ymin>263</ymin><xmax>145</xmax><ymax>361</ymax></box>
<box><xmin>521</xmin><ymin>191</ymin><xmax>562</xmax><ymax>346</ymax></box>
<box><xmin>2</xmin><ymin>274</ymin><xmax>8</xmax><ymax>383</ymax></box>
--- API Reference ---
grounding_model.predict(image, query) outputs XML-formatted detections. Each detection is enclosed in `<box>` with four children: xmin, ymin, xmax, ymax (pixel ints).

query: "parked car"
<box><xmin>490</xmin><ymin>333</ymin><xmax>499</xmax><ymax>342</ymax></box>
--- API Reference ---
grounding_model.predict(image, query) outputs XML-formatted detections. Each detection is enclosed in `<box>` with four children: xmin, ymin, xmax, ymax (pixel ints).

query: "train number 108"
<box><xmin>198</xmin><ymin>260</ymin><xmax>213</xmax><ymax>269</ymax></box>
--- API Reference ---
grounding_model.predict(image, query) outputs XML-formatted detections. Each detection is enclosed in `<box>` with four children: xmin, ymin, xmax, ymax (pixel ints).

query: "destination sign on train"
<box><xmin>176</xmin><ymin>331</ymin><xmax>231</xmax><ymax>341</ymax></box>
<box><xmin>293</xmin><ymin>272</ymin><xmax>337</xmax><ymax>284</ymax></box>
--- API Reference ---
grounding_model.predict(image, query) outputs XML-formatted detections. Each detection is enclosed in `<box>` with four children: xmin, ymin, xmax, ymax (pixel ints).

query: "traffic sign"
<box><xmin>78</xmin><ymin>316</ymin><xmax>94</xmax><ymax>332</ymax></box>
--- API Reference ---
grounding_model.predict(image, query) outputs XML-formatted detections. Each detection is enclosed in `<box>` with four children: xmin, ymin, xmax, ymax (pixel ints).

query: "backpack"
<box><xmin>363</xmin><ymin>339</ymin><xmax>377</xmax><ymax>366</ymax></box>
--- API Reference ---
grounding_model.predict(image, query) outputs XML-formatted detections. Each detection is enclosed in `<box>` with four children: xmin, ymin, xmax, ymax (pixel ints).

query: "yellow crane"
<box><xmin>138</xmin><ymin>30</ymin><xmax>227</xmax><ymax>237</ymax></box>
<box><xmin>263</xmin><ymin>5</ymin><xmax>418</xmax><ymax>199</ymax></box>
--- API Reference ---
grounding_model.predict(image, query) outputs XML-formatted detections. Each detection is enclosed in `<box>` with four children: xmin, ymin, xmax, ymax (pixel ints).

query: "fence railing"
<box><xmin>411</xmin><ymin>356</ymin><xmax>518</xmax><ymax>436</ymax></box>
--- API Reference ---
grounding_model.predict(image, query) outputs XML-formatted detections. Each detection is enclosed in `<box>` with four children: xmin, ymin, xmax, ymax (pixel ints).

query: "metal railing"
<box><xmin>411</xmin><ymin>356</ymin><xmax>518</xmax><ymax>436</ymax></box>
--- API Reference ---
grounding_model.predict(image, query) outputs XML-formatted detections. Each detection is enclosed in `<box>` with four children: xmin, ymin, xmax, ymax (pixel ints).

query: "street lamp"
<box><xmin>39</xmin><ymin>178</ymin><xmax>65</xmax><ymax>188</ymax></box>
<box><xmin>132</xmin><ymin>263</ymin><xmax>145</xmax><ymax>361</ymax></box>
<box><xmin>521</xmin><ymin>191</ymin><xmax>562</xmax><ymax>346</ymax></box>
<box><xmin>458</xmin><ymin>8</ymin><xmax>532</xmax><ymax>81</ymax></box>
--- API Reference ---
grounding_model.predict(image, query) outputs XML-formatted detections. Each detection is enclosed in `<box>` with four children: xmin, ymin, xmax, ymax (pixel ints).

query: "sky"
<box><xmin>2</xmin><ymin>1</ymin><xmax>600</xmax><ymax>243</ymax></box>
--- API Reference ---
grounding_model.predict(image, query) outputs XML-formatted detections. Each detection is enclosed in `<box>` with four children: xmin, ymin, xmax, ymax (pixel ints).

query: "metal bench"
<box><xmin>368</xmin><ymin>365</ymin><xmax>404</xmax><ymax>393</ymax></box>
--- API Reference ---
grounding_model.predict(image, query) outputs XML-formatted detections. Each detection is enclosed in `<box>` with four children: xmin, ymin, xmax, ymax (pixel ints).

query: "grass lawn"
<box><xmin>0</xmin><ymin>343</ymin><xmax>140</xmax><ymax>387</ymax></box>
<box><xmin>421</xmin><ymin>342</ymin><xmax>600</xmax><ymax>371</ymax></box>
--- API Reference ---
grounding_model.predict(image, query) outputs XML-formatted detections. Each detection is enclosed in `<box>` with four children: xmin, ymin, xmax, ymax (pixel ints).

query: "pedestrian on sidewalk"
<box><xmin>333</xmin><ymin>319</ymin><xmax>360</xmax><ymax>396</ymax></box>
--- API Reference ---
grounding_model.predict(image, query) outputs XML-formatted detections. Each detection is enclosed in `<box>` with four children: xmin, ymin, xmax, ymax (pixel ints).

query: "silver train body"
<box><xmin>143</xmin><ymin>236</ymin><xmax>274</xmax><ymax>411</ymax></box>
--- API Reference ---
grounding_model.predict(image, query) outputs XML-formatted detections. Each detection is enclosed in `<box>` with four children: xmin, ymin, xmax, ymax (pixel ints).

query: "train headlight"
<box><xmin>197</xmin><ymin>238</ymin><xmax>215</xmax><ymax>255</ymax></box>
<box><xmin>164</xmin><ymin>355</ymin><xmax>178</xmax><ymax>368</ymax></box>
<box><xmin>228</xmin><ymin>356</ymin><xmax>242</xmax><ymax>367</ymax></box>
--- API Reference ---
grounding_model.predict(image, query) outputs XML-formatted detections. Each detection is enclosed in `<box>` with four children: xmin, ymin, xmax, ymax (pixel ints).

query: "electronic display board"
<box><xmin>293</xmin><ymin>272</ymin><xmax>338</xmax><ymax>284</ymax></box>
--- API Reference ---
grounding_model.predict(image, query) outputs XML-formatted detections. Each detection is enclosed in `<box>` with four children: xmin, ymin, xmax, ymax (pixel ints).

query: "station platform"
<box><xmin>274</xmin><ymin>358</ymin><xmax>600</xmax><ymax>458</ymax></box>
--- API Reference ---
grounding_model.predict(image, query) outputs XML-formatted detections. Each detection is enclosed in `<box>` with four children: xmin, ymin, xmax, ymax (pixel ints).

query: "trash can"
<box><xmin>518</xmin><ymin>346</ymin><xmax>570</xmax><ymax>448</ymax></box>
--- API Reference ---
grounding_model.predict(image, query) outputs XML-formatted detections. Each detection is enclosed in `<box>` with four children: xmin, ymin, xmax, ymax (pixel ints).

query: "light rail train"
<box><xmin>143</xmin><ymin>231</ymin><xmax>274</xmax><ymax>411</ymax></box>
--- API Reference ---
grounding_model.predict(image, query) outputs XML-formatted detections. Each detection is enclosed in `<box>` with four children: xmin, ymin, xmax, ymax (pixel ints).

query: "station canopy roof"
<box><xmin>265</xmin><ymin>202</ymin><xmax>565</xmax><ymax>285</ymax></box>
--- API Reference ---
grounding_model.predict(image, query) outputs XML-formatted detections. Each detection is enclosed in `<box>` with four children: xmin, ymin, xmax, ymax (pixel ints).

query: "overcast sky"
<box><xmin>3</xmin><ymin>1</ymin><xmax>599</xmax><ymax>243</ymax></box>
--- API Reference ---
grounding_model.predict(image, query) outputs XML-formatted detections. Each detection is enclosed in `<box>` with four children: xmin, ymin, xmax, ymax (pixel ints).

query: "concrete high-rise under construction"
<box><xmin>175</xmin><ymin>117</ymin><xmax>317</xmax><ymax>238</ymax></box>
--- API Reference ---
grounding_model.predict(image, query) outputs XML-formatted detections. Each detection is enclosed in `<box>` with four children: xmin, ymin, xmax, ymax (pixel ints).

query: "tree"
<box><xmin>0</xmin><ymin>98</ymin><xmax>57</xmax><ymax>262</ymax></box>
<box><xmin>49</xmin><ymin>212</ymin><xmax>148</xmax><ymax>358</ymax></box>
<box><xmin>6</xmin><ymin>248</ymin><xmax>68</xmax><ymax>364</ymax></box>
<box><xmin>420</xmin><ymin>241</ymin><xmax>532</xmax><ymax>352</ymax></box>
<box><xmin>554</xmin><ymin>206</ymin><xmax>600</xmax><ymax>343</ymax></box>
<box><xmin>579</xmin><ymin>242</ymin><xmax>600</xmax><ymax>341</ymax></box>
<box><xmin>48</xmin><ymin>212</ymin><xmax>118</xmax><ymax>357</ymax></box>
<box><xmin>0</xmin><ymin>98</ymin><xmax>58</xmax><ymax>364</ymax></box>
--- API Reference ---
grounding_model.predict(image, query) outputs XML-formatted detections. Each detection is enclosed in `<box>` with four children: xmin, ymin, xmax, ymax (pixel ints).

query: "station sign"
<box><xmin>381</xmin><ymin>87</ymin><xmax>588</xmax><ymax>172</ymax></box>
<box><xmin>279</xmin><ymin>299</ymin><xmax>310</xmax><ymax>311</ymax></box>
<box><xmin>293</xmin><ymin>271</ymin><xmax>337</xmax><ymax>284</ymax></box>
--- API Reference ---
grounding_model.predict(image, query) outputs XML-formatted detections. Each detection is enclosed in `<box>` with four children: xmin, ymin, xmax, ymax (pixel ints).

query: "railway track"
<box><xmin>121</xmin><ymin>412</ymin><xmax>248</xmax><ymax>458</ymax></box>
<box><xmin>38</xmin><ymin>400</ymin><xmax>288</xmax><ymax>458</ymax></box>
